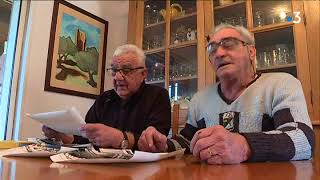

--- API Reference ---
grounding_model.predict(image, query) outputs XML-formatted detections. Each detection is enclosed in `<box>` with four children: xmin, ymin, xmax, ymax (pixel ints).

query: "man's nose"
<box><xmin>214</xmin><ymin>45</ymin><xmax>227</xmax><ymax>58</ymax></box>
<box><xmin>114</xmin><ymin>71</ymin><xmax>125</xmax><ymax>80</ymax></box>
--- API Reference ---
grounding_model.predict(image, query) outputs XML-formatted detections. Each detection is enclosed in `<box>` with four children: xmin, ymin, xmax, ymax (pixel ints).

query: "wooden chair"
<box><xmin>171</xmin><ymin>104</ymin><xmax>188</xmax><ymax>138</ymax></box>
<box><xmin>171</xmin><ymin>104</ymin><xmax>180</xmax><ymax>138</ymax></box>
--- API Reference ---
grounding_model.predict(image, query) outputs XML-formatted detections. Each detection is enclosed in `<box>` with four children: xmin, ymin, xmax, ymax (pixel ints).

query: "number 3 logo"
<box><xmin>293</xmin><ymin>12</ymin><xmax>301</xmax><ymax>24</ymax></box>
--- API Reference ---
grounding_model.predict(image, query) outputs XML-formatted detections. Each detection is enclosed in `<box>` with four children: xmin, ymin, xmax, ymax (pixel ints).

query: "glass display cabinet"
<box><xmin>128</xmin><ymin>0</ymin><xmax>317</xmax><ymax>123</ymax></box>
<box><xmin>140</xmin><ymin>0</ymin><xmax>205</xmax><ymax>104</ymax></box>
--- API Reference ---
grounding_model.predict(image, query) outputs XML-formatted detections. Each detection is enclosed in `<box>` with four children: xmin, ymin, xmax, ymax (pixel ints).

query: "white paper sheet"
<box><xmin>26</xmin><ymin>107</ymin><xmax>85</xmax><ymax>136</ymax></box>
<box><xmin>0</xmin><ymin>144</ymin><xmax>77</xmax><ymax>157</ymax></box>
<box><xmin>50</xmin><ymin>149</ymin><xmax>185</xmax><ymax>163</ymax></box>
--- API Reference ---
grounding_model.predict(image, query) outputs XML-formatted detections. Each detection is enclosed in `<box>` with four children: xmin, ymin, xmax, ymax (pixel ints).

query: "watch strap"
<box><xmin>122</xmin><ymin>131</ymin><xmax>128</xmax><ymax>141</ymax></box>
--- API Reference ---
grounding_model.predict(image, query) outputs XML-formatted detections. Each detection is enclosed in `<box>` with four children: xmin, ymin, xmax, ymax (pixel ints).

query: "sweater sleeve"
<box><xmin>242</xmin><ymin>74</ymin><xmax>315</xmax><ymax>162</ymax></box>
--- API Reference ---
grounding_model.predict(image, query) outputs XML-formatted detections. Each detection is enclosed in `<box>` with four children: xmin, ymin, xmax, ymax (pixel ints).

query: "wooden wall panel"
<box><xmin>304</xmin><ymin>1</ymin><xmax>320</xmax><ymax>124</ymax></box>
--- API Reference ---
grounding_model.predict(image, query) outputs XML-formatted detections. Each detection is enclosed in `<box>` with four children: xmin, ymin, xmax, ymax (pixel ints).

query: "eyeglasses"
<box><xmin>106</xmin><ymin>67</ymin><xmax>145</xmax><ymax>77</ymax></box>
<box><xmin>206</xmin><ymin>37</ymin><xmax>249</xmax><ymax>57</ymax></box>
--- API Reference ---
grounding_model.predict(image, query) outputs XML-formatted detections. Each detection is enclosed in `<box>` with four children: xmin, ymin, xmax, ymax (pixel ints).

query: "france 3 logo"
<box><xmin>286</xmin><ymin>11</ymin><xmax>302</xmax><ymax>24</ymax></box>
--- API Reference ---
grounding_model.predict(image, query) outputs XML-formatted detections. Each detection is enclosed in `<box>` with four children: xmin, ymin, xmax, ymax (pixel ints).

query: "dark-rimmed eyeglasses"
<box><xmin>106</xmin><ymin>67</ymin><xmax>145</xmax><ymax>77</ymax></box>
<box><xmin>206</xmin><ymin>37</ymin><xmax>249</xmax><ymax>57</ymax></box>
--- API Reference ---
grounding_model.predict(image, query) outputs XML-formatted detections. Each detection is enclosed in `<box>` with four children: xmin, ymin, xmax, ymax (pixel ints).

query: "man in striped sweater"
<box><xmin>137</xmin><ymin>24</ymin><xmax>315</xmax><ymax>164</ymax></box>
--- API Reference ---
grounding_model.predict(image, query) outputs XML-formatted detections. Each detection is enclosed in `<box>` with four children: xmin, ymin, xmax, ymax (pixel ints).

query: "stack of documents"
<box><xmin>0</xmin><ymin>142</ymin><xmax>185</xmax><ymax>164</ymax></box>
<box><xmin>50</xmin><ymin>148</ymin><xmax>185</xmax><ymax>164</ymax></box>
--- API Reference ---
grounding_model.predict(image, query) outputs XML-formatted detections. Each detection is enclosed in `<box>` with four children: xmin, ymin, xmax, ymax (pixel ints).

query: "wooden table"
<box><xmin>0</xmin><ymin>155</ymin><xmax>318</xmax><ymax>180</ymax></box>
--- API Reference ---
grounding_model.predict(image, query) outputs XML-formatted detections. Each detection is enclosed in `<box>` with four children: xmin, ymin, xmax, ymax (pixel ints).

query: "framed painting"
<box><xmin>45</xmin><ymin>0</ymin><xmax>108</xmax><ymax>99</ymax></box>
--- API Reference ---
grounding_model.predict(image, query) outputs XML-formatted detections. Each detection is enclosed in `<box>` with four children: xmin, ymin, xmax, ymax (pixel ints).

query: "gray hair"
<box><xmin>113</xmin><ymin>44</ymin><xmax>146</xmax><ymax>67</ymax></box>
<box><xmin>213</xmin><ymin>24</ymin><xmax>255</xmax><ymax>45</ymax></box>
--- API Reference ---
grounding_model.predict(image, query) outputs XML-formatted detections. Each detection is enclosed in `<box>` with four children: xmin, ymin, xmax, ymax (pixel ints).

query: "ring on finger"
<box><xmin>208</xmin><ymin>147</ymin><xmax>213</xmax><ymax>157</ymax></box>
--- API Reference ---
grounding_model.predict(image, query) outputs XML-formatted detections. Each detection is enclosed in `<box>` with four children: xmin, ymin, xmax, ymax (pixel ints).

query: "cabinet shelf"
<box><xmin>171</xmin><ymin>12</ymin><xmax>197</xmax><ymax>22</ymax></box>
<box><xmin>251</xmin><ymin>21</ymin><xmax>294</xmax><ymax>33</ymax></box>
<box><xmin>146</xmin><ymin>79</ymin><xmax>165</xmax><ymax>84</ymax></box>
<box><xmin>170</xmin><ymin>75</ymin><xmax>198</xmax><ymax>82</ymax></box>
<box><xmin>169</xmin><ymin>40</ymin><xmax>197</xmax><ymax>50</ymax></box>
<box><xmin>144</xmin><ymin>47</ymin><xmax>165</xmax><ymax>55</ymax></box>
<box><xmin>144</xmin><ymin>20</ymin><xmax>166</xmax><ymax>29</ymax></box>
<box><xmin>257</xmin><ymin>63</ymin><xmax>296</xmax><ymax>71</ymax></box>
<box><xmin>214</xmin><ymin>1</ymin><xmax>245</xmax><ymax>10</ymax></box>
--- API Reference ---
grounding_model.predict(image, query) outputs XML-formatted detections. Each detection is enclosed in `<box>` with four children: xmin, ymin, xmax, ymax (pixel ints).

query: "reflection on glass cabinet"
<box><xmin>143</xmin><ymin>27</ymin><xmax>165</xmax><ymax>50</ymax></box>
<box><xmin>169</xmin><ymin>45</ymin><xmax>198</xmax><ymax>102</ymax></box>
<box><xmin>145</xmin><ymin>52</ymin><xmax>165</xmax><ymax>87</ymax></box>
<box><xmin>255</xmin><ymin>27</ymin><xmax>296</xmax><ymax>77</ymax></box>
<box><xmin>170</xmin><ymin>0</ymin><xmax>197</xmax><ymax>45</ymax></box>
<box><xmin>144</xmin><ymin>1</ymin><xmax>165</xmax><ymax>26</ymax></box>
<box><xmin>169</xmin><ymin>80</ymin><xmax>196</xmax><ymax>105</ymax></box>
<box><xmin>142</xmin><ymin>0</ymin><xmax>199</xmax><ymax>107</ymax></box>
<box><xmin>143</xmin><ymin>1</ymin><xmax>166</xmax><ymax>51</ymax></box>
<box><xmin>214</xmin><ymin>0</ymin><xmax>247</xmax><ymax>27</ymax></box>
<box><xmin>252</xmin><ymin>1</ymin><xmax>292</xmax><ymax>27</ymax></box>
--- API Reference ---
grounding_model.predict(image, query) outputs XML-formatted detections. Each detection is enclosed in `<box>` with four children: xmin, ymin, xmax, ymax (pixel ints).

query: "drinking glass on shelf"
<box><xmin>179</xmin><ymin>65</ymin><xmax>184</xmax><ymax>77</ymax></box>
<box><xmin>271</xmin><ymin>15</ymin><xmax>280</xmax><ymax>24</ymax></box>
<box><xmin>151</xmin><ymin>5</ymin><xmax>159</xmax><ymax>23</ymax></box>
<box><xmin>255</xmin><ymin>11</ymin><xmax>265</xmax><ymax>27</ymax></box>
<box><xmin>151</xmin><ymin>69</ymin><xmax>157</xmax><ymax>81</ymax></box>
<box><xmin>263</xmin><ymin>51</ymin><xmax>272</xmax><ymax>67</ymax></box>
<box><xmin>152</xmin><ymin>35</ymin><xmax>161</xmax><ymax>48</ymax></box>
<box><xmin>230</xmin><ymin>17</ymin><xmax>238</xmax><ymax>26</ymax></box>
<box><xmin>276</xmin><ymin>44</ymin><xmax>290</xmax><ymax>65</ymax></box>
<box><xmin>271</xmin><ymin>47</ymin><xmax>278</xmax><ymax>65</ymax></box>
<box><xmin>238</xmin><ymin>16</ymin><xmax>246</xmax><ymax>27</ymax></box>
<box><xmin>144</xmin><ymin>4</ymin><xmax>152</xmax><ymax>26</ymax></box>
<box><xmin>144</xmin><ymin>40</ymin><xmax>151</xmax><ymax>50</ymax></box>
<box><xmin>289</xmin><ymin>46</ymin><xmax>296</xmax><ymax>63</ymax></box>
<box><xmin>224</xmin><ymin>17</ymin><xmax>232</xmax><ymax>25</ymax></box>
<box><xmin>256</xmin><ymin>51</ymin><xmax>264</xmax><ymax>68</ymax></box>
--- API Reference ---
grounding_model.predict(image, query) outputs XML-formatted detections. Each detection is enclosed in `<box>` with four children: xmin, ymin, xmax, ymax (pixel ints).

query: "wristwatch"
<box><xmin>120</xmin><ymin>131</ymin><xmax>129</xmax><ymax>149</ymax></box>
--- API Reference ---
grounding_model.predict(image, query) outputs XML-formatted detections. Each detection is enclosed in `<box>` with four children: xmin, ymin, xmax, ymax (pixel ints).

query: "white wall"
<box><xmin>18</xmin><ymin>1</ymin><xmax>129</xmax><ymax>139</ymax></box>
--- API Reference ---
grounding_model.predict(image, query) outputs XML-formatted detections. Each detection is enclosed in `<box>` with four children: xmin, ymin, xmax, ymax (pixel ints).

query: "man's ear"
<box><xmin>141</xmin><ymin>68</ymin><xmax>148</xmax><ymax>79</ymax></box>
<box><xmin>248</xmin><ymin>46</ymin><xmax>256</xmax><ymax>62</ymax></box>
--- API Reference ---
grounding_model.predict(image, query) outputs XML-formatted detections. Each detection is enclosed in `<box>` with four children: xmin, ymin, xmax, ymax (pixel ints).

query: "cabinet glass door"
<box><xmin>252</xmin><ymin>0</ymin><xmax>292</xmax><ymax>28</ymax></box>
<box><xmin>255</xmin><ymin>27</ymin><xmax>296</xmax><ymax>77</ymax></box>
<box><xmin>143</xmin><ymin>0</ymin><xmax>166</xmax><ymax>88</ymax></box>
<box><xmin>145</xmin><ymin>51</ymin><xmax>165</xmax><ymax>87</ymax></box>
<box><xmin>143</xmin><ymin>0</ymin><xmax>166</xmax><ymax>51</ymax></box>
<box><xmin>213</xmin><ymin>0</ymin><xmax>247</xmax><ymax>27</ymax></box>
<box><xmin>169</xmin><ymin>0</ymin><xmax>197</xmax><ymax>104</ymax></box>
<box><xmin>169</xmin><ymin>45</ymin><xmax>197</xmax><ymax>102</ymax></box>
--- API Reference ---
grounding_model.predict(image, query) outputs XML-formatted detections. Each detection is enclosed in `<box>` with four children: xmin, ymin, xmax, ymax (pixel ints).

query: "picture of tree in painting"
<box><xmin>56</xmin><ymin>13</ymin><xmax>101</xmax><ymax>88</ymax></box>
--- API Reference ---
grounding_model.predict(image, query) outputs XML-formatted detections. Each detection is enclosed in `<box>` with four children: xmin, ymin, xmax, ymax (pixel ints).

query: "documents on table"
<box><xmin>0</xmin><ymin>142</ymin><xmax>185</xmax><ymax>164</ymax></box>
<box><xmin>50</xmin><ymin>148</ymin><xmax>185</xmax><ymax>163</ymax></box>
<box><xmin>26</xmin><ymin>107</ymin><xmax>85</xmax><ymax>136</ymax></box>
<box><xmin>0</xmin><ymin>144</ymin><xmax>76</xmax><ymax>157</ymax></box>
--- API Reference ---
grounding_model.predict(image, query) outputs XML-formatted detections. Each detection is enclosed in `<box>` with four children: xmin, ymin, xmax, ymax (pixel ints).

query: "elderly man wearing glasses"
<box><xmin>43</xmin><ymin>44</ymin><xmax>171</xmax><ymax>150</ymax></box>
<box><xmin>138</xmin><ymin>24</ymin><xmax>315</xmax><ymax>164</ymax></box>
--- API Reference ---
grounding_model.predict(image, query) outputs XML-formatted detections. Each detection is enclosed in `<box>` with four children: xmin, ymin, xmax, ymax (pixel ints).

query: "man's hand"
<box><xmin>42</xmin><ymin>125</ymin><xmax>74</xmax><ymax>144</ymax></box>
<box><xmin>190</xmin><ymin>125</ymin><xmax>251</xmax><ymax>165</ymax></box>
<box><xmin>138</xmin><ymin>126</ymin><xmax>168</xmax><ymax>152</ymax></box>
<box><xmin>79</xmin><ymin>124</ymin><xmax>123</xmax><ymax>148</ymax></box>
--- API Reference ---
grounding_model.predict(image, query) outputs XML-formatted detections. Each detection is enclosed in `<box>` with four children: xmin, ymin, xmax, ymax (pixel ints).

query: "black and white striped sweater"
<box><xmin>167</xmin><ymin>73</ymin><xmax>315</xmax><ymax>162</ymax></box>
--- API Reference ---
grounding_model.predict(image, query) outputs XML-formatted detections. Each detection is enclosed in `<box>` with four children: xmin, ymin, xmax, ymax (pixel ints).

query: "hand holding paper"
<box><xmin>27</xmin><ymin>107</ymin><xmax>86</xmax><ymax>136</ymax></box>
<box><xmin>42</xmin><ymin>126</ymin><xmax>74</xmax><ymax>144</ymax></box>
<box><xmin>79</xmin><ymin>124</ymin><xmax>123</xmax><ymax>148</ymax></box>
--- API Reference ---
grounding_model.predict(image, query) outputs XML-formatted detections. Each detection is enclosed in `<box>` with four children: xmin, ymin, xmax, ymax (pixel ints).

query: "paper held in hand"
<box><xmin>26</xmin><ymin>107</ymin><xmax>85</xmax><ymax>136</ymax></box>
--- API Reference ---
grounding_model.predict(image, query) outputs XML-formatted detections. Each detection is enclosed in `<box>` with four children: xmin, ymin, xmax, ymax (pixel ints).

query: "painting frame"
<box><xmin>45</xmin><ymin>0</ymin><xmax>108</xmax><ymax>99</ymax></box>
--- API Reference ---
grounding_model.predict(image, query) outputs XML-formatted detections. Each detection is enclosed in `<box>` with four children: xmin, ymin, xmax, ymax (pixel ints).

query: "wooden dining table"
<box><xmin>0</xmin><ymin>153</ymin><xmax>319</xmax><ymax>180</ymax></box>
